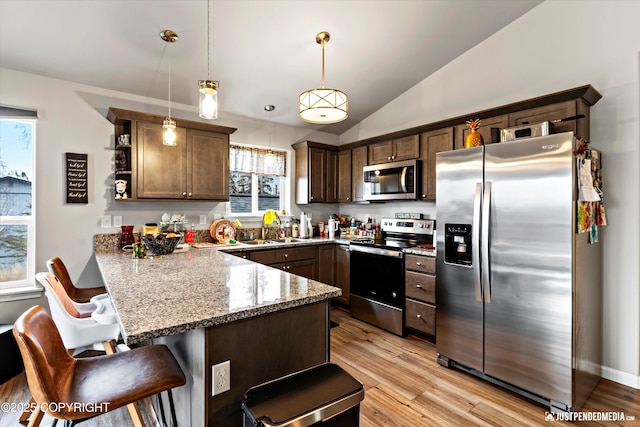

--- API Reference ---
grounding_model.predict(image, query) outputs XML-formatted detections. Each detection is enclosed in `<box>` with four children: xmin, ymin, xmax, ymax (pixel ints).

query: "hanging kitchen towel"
<box><xmin>577</xmin><ymin>158</ymin><xmax>601</xmax><ymax>201</ymax></box>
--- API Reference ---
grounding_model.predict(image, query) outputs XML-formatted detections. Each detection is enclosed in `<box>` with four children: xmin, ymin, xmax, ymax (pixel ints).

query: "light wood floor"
<box><xmin>2</xmin><ymin>308</ymin><xmax>639</xmax><ymax>426</ymax></box>
<box><xmin>330</xmin><ymin>308</ymin><xmax>640</xmax><ymax>427</ymax></box>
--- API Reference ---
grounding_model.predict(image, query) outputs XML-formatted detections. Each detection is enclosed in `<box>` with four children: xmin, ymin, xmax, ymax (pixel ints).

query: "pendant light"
<box><xmin>299</xmin><ymin>31</ymin><xmax>348</xmax><ymax>124</ymax></box>
<box><xmin>198</xmin><ymin>0</ymin><xmax>218</xmax><ymax>119</ymax></box>
<box><xmin>161</xmin><ymin>30</ymin><xmax>178</xmax><ymax>146</ymax></box>
<box><xmin>264</xmin><ymin>105</ymin><xmax>275</xmax><ymax>170</ymax></box>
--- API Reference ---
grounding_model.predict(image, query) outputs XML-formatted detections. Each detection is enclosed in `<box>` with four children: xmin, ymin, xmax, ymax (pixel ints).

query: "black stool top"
<box><xmin>242</xmin><ymin>363</ymin><xmax>364</xmax><ymax>427</ymax></box>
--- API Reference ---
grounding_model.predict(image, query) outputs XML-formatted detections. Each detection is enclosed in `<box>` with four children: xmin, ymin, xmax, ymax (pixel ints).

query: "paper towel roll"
<box><xmin>299</xmin><ymin>213</ymin><xmax>307</xmax><ymax>238</ymax></box>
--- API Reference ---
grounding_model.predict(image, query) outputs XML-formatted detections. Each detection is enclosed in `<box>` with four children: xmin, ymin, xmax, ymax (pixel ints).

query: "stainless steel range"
<box><xmin>349</xmin><ymin>218</ymin><xmax>435</xmax><ymax>336</ymax></box>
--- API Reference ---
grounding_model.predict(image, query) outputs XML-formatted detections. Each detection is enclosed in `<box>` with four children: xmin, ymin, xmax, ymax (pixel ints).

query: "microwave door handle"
<box><xmin>473</xmin><ymin>183</ymin><xmax>482</xmax><ymax>302</ymax></box>
<box><xmin>400</xmin><ymin>167</ymin><xmax>408</xmax><ymax>193</ymax></box>
<box><xmin>482</xmin><ymin>181</ymin><xmax>492</xmax><ymax>303</ymax></box>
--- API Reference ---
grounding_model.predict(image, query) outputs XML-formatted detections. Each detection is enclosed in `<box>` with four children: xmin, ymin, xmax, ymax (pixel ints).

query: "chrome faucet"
<box><xmin>261</xmin><ymin>210</ymin><xmax>281</xmax><ymax>240</ymax></box>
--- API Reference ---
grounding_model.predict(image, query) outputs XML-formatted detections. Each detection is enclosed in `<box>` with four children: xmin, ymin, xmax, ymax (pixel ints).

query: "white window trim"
<box><xmin>229</xmin><ymin>143</ymin><xmax>291</xmax><ymax>219</ymax></box>
<box><xmin>0</xmin><ymin>117</ymin><xmax>38</xmax><ymax>298</ymax></box>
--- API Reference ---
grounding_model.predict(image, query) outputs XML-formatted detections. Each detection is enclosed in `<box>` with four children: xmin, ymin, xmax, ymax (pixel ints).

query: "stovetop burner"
<box><xmin>349</xmin><ymin>218</ymin><xmax>435</xmax><ymax>251</ymax></box>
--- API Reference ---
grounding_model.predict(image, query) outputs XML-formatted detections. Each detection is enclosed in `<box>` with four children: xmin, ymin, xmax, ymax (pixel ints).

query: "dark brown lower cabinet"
<box><xmin>248</xmin><ymin>246</ymin><xmax>318</xmax><ymax>280</ymax></box>
<box><xmin>404</xmin><ymin>254</ymin><xmax>436</xmax><ymax>337</ymax></box>
<box><xmin>334</xmin><ymin>244</ymin><xmax>350</xmax><ymax>306</ymax></box>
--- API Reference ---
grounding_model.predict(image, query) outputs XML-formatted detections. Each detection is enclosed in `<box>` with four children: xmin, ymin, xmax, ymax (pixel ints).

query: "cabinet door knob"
<box><xmin>188</xmin><ymin>192</ymin><xmax>192</xmax><ymax>197</ymax></box>
<box><xmin>416</xmin><ymin>285</ymin><xmax>422</xmax><ymax>288</ymax></box>
<box><xmin>346</xmin><ymin>197</ymin><xmax>350</xmax><ymax>201</ymax></box>
<box><xmin>284</xmin><ymin>253</ymin><xmax>288</xmax><ymax>258</ymax></box>
<box><xmin>416</xmin><ymin>262</ymin><xmax>422</xmax><ymax>266</ymax></box>
<box><xmin>422</xmin><ymin>194</ymin><xmax>427</xmax><ymax>198</ymax></box>
<box><xmin>416</xmin><ymin>314</ymin><xmax>422</xmax><ymax>319</ymax></box>
<box><xmin>182</xmin><ymin>192</ymin><xmax>187</xmax><ymax>197</ymax></box>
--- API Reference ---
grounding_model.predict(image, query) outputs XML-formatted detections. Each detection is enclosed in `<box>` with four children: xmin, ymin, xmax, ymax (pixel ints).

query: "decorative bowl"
<box><xmin>141</xmin><ymin>233</ymin><xmax>183</xmax><ymax>255</ymax></box>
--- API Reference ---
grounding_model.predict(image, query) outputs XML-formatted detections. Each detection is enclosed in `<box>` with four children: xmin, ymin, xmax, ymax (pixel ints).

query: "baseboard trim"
<box><xmin>601</xmin><ymin>365</ymin><xmax>640</xmax><ymax>389</ymax></box>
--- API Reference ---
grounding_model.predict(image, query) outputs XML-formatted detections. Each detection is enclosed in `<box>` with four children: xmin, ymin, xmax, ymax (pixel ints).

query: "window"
<box><xmin>0</xmin><ymin>115</ymin><xmax>36</xmax><ymax>291</ymax></box>
<box><xmin>229</xmin><ymin>144</ymin><xmax>287</xmax><ymax>215</ymax></box>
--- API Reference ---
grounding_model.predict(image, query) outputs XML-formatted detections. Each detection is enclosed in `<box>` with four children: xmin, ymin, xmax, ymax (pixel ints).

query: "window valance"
<box><xmin>230</xmin><ymin>144</ymin><xmax>286</xmax><ymax>176</ymax></box>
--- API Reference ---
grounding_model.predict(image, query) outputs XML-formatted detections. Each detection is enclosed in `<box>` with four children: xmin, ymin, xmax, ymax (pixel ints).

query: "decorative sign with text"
<box><xmin>66</xmin><ymin>153</ymin><xmax>88</xmax><ymax>203</ymax></box>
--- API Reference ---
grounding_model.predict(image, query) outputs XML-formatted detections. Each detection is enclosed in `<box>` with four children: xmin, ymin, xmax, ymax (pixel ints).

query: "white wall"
<box><xmin>342</xmin><ymin>0</ymin><xmax>640</xmax><ymax>388</ymax></box>
<box><xmin>0</xmin><ymin>68</ymin><xmax>338</xmax><ymax>320</ymax></box>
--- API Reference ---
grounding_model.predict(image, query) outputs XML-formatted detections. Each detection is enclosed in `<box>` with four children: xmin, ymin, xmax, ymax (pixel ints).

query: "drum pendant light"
<box><xmin>299</xmin><ymin>31</ymin><xmax>348</xmax><ymax>124</ymax></box>
<box><xmin>160</xmin><ymin>30</ymin><xmax>178</xmax><ymax>146</ymax></box>
<box><xmin>198</xmin><ymin>0</ymin><xmax>218</xmax><ymax>119</ymax></box>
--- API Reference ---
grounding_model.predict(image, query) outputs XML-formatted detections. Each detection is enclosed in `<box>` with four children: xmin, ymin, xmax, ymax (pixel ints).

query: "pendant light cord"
<box><xmin>168</xmin><ymin>43</ymin><xmax>172</xmax><ymax>119</ymax></box>
<box><xmin>321</xmin><ymin>41</ymin><xmax>325</xmax><ymax>89</ymax></box>
<box><xmin>207</xmin><ymin>0</ymin><xmax>210</xmax><ymax>79</ymax></box>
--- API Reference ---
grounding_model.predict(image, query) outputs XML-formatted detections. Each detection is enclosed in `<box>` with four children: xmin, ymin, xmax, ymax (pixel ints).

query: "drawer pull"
<box><xmin>416</xmin><ymin>285</ymin><xmax>422</xmax><ymax>288</ymax></box>
<box><xmin>416</xmin><ymin>262</ymin><xmax>422</xmax><ymax>266</ymax></box>
<box><xmin>284</xmin><ymin>253</ymin><xmax>288</xmax><ymax>258</ymax></box>
<box><xmin>416</xmin><ymin>314</ymin><xmax>422</xmax><ymax>319</ymax></box>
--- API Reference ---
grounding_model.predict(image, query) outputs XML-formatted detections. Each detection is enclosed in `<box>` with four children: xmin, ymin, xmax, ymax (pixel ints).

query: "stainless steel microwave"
<box><xmin>363</xmin><ymin>159</ymin><xmax>421</xmax><ymax>201</ymax></box>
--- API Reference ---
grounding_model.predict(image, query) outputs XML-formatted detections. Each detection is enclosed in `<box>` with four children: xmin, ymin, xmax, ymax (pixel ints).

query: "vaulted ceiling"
<box><xmin>0</xmin><ymin>0</ymin><xmax>542</xmax><ymax>134</ymax></box>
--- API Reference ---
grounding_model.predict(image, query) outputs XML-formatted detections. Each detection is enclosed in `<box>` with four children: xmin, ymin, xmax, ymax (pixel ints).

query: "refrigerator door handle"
<box><xmin>473</xmin><ymin>183</ymin><xmax>482</xmax><ymax>302</ymax></box>
<box><xmin>482</xmin><ymin>181</ymin><xmax>492</xmax><ymax>303</ymax></box>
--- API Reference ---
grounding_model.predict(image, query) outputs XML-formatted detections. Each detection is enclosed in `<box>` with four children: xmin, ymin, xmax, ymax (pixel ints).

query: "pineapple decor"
<box><xmin>464</xmin><ymin>119</ymin><xmax>484</xmax><ymax>148</ymax></box>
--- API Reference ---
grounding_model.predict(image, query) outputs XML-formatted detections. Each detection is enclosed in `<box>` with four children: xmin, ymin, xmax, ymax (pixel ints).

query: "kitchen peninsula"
<box><xmin>94</xmin><ymin>243</ymin><xmax>340</xmax><ymax>427</ymax></box>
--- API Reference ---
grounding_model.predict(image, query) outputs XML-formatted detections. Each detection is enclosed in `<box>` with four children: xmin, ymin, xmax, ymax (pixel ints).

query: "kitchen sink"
<box><xmin>268</xmin><ymin>238</ymin><xmax>307</xmax><ymax>244</ymax></box>
<box><xmin>241</xmin><ymin>239</ymin><xmax>274</xmax><ymax>245</ymax></box>
<box><xmin>240</xmin><ymin>238</ymin><xmax>307</xmax><ymax>245</ymax></box>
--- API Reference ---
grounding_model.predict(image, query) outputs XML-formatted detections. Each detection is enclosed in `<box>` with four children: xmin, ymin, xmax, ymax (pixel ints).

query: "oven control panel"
<box><xmin>380</xmin><ymin>218</ymin><xmax>434</xmax><ymax>235</ymax></box>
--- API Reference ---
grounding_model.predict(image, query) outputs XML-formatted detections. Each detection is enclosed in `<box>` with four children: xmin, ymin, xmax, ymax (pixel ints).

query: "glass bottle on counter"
<box><xmin>118</xmin><ymin>225</ymin><xmax>135</xmax><ymax>249</ymax></box>
<box><xmin>185</xmin><ymin>224</ymin><xmax>195</xmax><ymax>243</ymax></box>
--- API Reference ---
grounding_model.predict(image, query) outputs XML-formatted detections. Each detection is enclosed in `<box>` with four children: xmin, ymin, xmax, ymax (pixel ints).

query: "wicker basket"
<box><xmin>141</xmin><ymin>234</ymin><xmax>182</xmax><ymax>255</ymax></box>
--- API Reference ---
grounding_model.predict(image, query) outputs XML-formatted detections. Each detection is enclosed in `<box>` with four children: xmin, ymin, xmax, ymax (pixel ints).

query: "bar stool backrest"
<box><xmin>13</xmin><ymin>305</ymin><xmax>73</xmax><ymax>407</ymax></box>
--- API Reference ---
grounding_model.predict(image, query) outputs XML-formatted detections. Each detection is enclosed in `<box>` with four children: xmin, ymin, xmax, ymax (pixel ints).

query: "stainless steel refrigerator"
<box><xmin>435</xmin><ymin>132</ymin><xmax>602</xmax><ymax>413</ymax></box>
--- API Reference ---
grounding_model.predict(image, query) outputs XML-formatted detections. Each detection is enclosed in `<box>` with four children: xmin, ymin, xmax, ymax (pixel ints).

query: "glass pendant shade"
<box><xmin>163</xmin><ymin>118</ymin><xmax>177</xmax><ymax>146</ymax></box>
<box><xmin>198</xmin><ymin>80</ymin><xmax>218</xmax><ymax>119</ymax></box>
<box><xmin>299</xmin><ymin>88</ymin><xmax>348</xmax><ymax>124</ymax></box>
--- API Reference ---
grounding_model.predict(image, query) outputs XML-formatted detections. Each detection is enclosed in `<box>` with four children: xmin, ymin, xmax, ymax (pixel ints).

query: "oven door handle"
<box><xmin>349</xmin><ymin>245</ymin><xmax>403</xmax><ymax>258</ymax></box>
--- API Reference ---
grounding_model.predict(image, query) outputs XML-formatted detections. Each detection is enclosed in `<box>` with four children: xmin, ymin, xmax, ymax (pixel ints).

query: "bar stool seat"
<box><xmin>242</xmin><ymin>363</ymin><xmax>364</xmax><ymax>427</ymax></box>
<box><xmin>13</xmin><ymin>305</ymin><xmax>186</xmax><ymax>426</ymax></box>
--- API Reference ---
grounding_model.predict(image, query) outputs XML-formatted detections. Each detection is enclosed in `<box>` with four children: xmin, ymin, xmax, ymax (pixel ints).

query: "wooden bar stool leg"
<box><xmin>102</xmin><ymin>340</ymin><xmax>116</xmax><ymax>354</ymax></box>
<box><xmin>25</xmin><ymin>405</ymin><xmax>44</xmax><ymax>427</ymax></box>
<box><xmin>19</xmin><ymin>396</ymin><xmax>35</xmax><ymax>423</ymax></box>
<box><xmin>126</xmin><ymin>402</ymin><xmax>145</xmax><ymax>427</ymax></box>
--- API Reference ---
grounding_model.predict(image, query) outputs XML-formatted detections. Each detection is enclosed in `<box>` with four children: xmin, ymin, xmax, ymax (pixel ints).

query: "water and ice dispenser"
<box><xmin>444</xmin><ymin>224</ymin><xmax>472</xmax><ymax>266</ymax></box>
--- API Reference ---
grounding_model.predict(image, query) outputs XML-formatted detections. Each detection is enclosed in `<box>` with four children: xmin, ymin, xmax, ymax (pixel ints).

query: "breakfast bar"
<box><xmin>94</xmin><ymin>246</ymin><xmax>341</xmax><ymax>427</ymax></box>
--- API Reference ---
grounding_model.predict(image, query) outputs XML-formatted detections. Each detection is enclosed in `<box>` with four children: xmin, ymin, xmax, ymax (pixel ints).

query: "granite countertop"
<box><xmin>94</xmin><ymin>247</ymin><xmax>341</xmax><ymax>345</ymax></box>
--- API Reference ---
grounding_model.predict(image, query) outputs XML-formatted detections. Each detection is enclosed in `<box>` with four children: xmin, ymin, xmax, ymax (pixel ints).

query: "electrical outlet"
<box><xmin>113</xmin><ymin>216</ymin><xmax>122</xmax><ymax>227</ymax></box>
<box><xmin>200</xmin><ymin>215</ymin><xmax>207</xmax><ymax>225</ymax></box>
<box><xmin>212</xmin><ymin>360</ymin><xmax>230</xmax><ymax>396</ymax></box>
<box><xmin>101</xmin><ymin>215</ymin><xmax>111</xmax><ymax>228</ymax></box>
